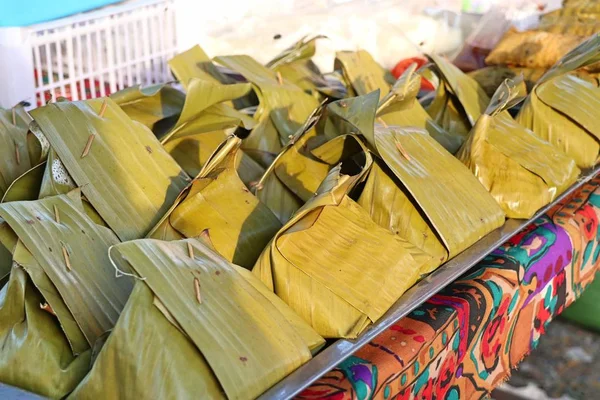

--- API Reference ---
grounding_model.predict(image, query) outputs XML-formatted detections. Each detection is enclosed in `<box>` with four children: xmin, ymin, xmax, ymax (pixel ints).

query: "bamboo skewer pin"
<box><xmin>194</xmin><ymin>277</ymin><xmax>202</xmax><ymax>304</ymax></box>
<box><xmin>53</xmin><ymin>205</ymin><xmax>60</xmax><ymax>224</ymax></box>
<box><xmin>81</xmin><ymin>100</ymin><xmax>107</xmax><ymax>158</ymax></box>
<box><xmin>378</xmin><ymin>117</ymin><xmax>388</xmax><ymax>128</ymax></box>
<box><xmin>11</xmin><ymin>108</ymin><xmax>16</xmax><ymax>125</ymax></box>
<box><xmin>187</xmin><ymin>241</ymin><xmax>194</xmax><ymax>259</ymax></box>
<box><xmin>392</xmin><ymin>130</ymin><xmax>411</xmax><ymax>161</ymax></box>
<box><xmin>62</xmin><ymin>244</ymin><xmax>72</xmax><ymax>271</ymax></box>
<box><xmin>276</xmin><ymin>71</ymin><xmax>283</xmax><ymax>85</ymax></box>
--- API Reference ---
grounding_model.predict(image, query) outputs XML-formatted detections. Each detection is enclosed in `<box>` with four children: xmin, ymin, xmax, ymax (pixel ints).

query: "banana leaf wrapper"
<box><xmin>30</xmin><ymin>98</ymin><xmax>190</xmax><ymax>241</ymax></box>
<box><xmin>253</xmin><ymin>146</ymin><xmax>431</xmax><ymax>338</ymax></box>
<box><xmin>351</xmin><ymin>92</ymin><xmax>504</xmax><ymax>274</ymax></box>
<box><xmin>168</xmin><ymin>45</ymin><xmax>231</xmax><ymax>89</ymax></box>
<box><xmin>517</xmin><ymin>34</ymin><xmax>600</xmax><ymax>168</ymax></box>
<box><xmin>0</xmin><ymin>107</ymin><xmax>46</xmax><ymax>199</ymax></box>
<box><xmin>538</xmin><ymin>16</ymin><xmax>600</xmax><ymax>36</ymax></box>
<box><xmin>70</xmin><ymin>238</ymin><xmax>322</xmax><ymax>400</ymax></box>
<box><xmin>215</xmin><ymin>55</ymin><xmax>321</xmax><ymax>167</ymax></box>
<box><xmin>457</xmin><ymin>77</ymin><xmax>580</xmax><ymax>219</ymax></box>
<box><xmin>542</xmin><ymin>4</ymin><xmax>600</xmax><ymax>22</ymax></box>
<box><xmin>0</xmin><ymin>192</ymin><xmax>133</xmax><ymax>397</ymax></box>
<box><xmin>149</xmin><ymin>136</ymin><xmax>281</xmax><ymax>269</ymax></box>
<box><xmin>485</xmin><ymin>27</ymin><xmax>587</xmax><ymax>70</ymax></box>
<box><xmin>267</xmin><ymin>36</ymin><xmax>328</xmax><ymax>99</ymax></box>
<box><xmin>425</xmin><ymin>54</ymin><xmax>490</xmax><ymax>139</ymax></box>
<box><xmin>110</xmin><ymin>84</ymin><xmax>185</xmax><ymax>137</ymax></box>
<box><xmin>158</xmin><ymin>77</ymin><xmax>261</xmax><ymax>181</ymax></box>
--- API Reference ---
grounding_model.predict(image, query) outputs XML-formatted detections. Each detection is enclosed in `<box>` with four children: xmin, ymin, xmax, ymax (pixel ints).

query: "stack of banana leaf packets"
<box><xmin>0</xmin><ymin>33</ymin><xmax>597</xmax><ymax>399</ymax></box>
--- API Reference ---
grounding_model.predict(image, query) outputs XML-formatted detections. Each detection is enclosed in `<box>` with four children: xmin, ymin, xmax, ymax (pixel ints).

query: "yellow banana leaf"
<box><xmin>538</xmin><ymin>16</ymin><xmax>600</xmax><ymax>36</ymax></box>
<box><xmin>425</xmin><ymin>54</ymin><xmax>490</xmax><ymax>138</ymax></box>
<box><xmin>267</xmin><ymin>36</ymin><xmax>328</xmax><ymax>98</ymax></box>
<box><xmin>215</xmin><ymin>54</ymin><xmax>320</xmax><ymax>166</ymax></box>
<box><xmin>253</xmin><ymin>151</ymin><xmax>431</xmax><ymax>338</ymax></box>
<box><xmin>110</xmin><ymin>83</ymin><xmax>185</xmax><ymax>136</ymax></box>
<box><xmin>76</xmin><ymin>237</ymin><xmax>320</xmax><ymax>400</ymax></box>
<box><xmin>457</xmin><ymin>77</ymin><xmax>580</xmax><ymax>219</ymax></box>
<box><xmin>167</xmin><ymin>45</ymin><xmax>223</xmax><ymax>88</ymax></box>
<box><xmin>149</xmin><ymin>136</ymin><xmax>281</xmax><ymax>269</ymax></box>
<box><xmin>377</xmin><ymin>64</ymin><xmax>463</xmax><ymax>153</ymax></box>
<box><xmin>335</xmin><ymin>50</ymin><xmax>393</xmax><ymax>99</ymax></box>
<box><xmin>0</xmin><ymin>191</ymin><xmax>133</xmax><ymax>397</ymax></box>
<box><xmin>30</xmin><ymin>98</ymin><xmax>190</xmax><ymax>241</ymax></box>
<box><xmin>517</xmin><ymin>34</ymin><xmax>600</xmax><ymax>168</ymax></box>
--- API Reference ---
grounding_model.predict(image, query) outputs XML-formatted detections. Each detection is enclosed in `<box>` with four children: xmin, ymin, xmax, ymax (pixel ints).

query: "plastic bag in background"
<box><xmin>175</xmin><ymin>0</ymin><xmax>465</xmax><ymax>72</ymax></box>
<box><xmin>452</xmin><ymin>0</ymin><xmax>562</xmax><ymax>72</ymax></box>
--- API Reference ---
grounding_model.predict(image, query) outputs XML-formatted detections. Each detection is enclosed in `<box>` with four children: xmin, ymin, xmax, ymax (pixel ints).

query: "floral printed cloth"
<box><xmin>299</xmin><ymin>177</ymin><xmax>600</xmax><ymax>400</ymax></box>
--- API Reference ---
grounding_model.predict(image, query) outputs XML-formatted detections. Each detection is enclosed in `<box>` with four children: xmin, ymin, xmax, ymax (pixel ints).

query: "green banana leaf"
<box><xmin>425</xmin><ymin>54</ymin><xmax>490</xmax><ymax>138</ymax></box>
<box><xmin>253</xmin><ymin>146</ymin><xmax>431</xmax><ymax>338</ymax></box>
<box><xmin>517</xmin><ymin>34</ymin><xmax>600</xmax><ymax>168</ymax></box>
<box><xmin>74</xmin><ymin>238</ymin><xmax>321</xmax><ymax>400</ymax></box>
<box><xmin>30</xmin><ymin>98</ymin><xmax>190</xmax><ymax>241</ymax></box>
<box><xmin>0</xmin><ymin>191</ymin><xmax>133</xmax><ymax>398</ymax></box>
<box><xmin>149</xmin><ymin>136</ymin><xmax>281</xmax><ymax>269</ymax></box>
<box><xmin>457</xmin><ymin>77</ymin><xmax>580</xmax><ymax>219</ymax></box>
<box><xmin>167</xmin><ymin>45</ymin><xmax>223</xmax><ymax>88</ymax></box>
<box><xmin>334</xmin><ymin>50</ymin><xmax>393</xmax><ymax>99</ymax></box>
<box><xmin>0</xmin><ymin>107</ymin><xmax>34</xmax><ymax>198</ymax></box>
<box><xmin>110</xmin><ymin>83</ymin><xmax>185</xmax><ymax>136</ymax></box>
<box><xmin>0</xmin><ymin>266</ymin><xmax>92</xmax><ymax>398</ymax></box>
<box><xmin>215</xmin><ymin>55</ymin><xmax>320</xmax><ymax>167</ymax></box>
<box><xmin>1</xmin><ymin>162</ymin><xmax>45</xmax><ymax>203</ymax></box>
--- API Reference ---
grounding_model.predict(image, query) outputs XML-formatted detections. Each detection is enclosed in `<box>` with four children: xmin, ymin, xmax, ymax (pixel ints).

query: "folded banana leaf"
<box><xmin>267</xmin><ymin>36</ymin><xmax>328</xmax><ymax>98</ymax></box>
<box><xmin>30</xmin><ymin>98</ymin><xmax>190</xmax><ymax>241</ymax></box>
<box><xmin>253</xmin><ymin>148</ymin><xmax>430</xmax><ymax>338</ymax></box>
<box><xmin>352</xmin><ymin>92</ymin><xmax>505</xmax><ymax>274</ymax></box>
<box><xmin>0</xmin><ymin>106</ymin><xmax>42</xmax><ymax>199</ymax></box>
<box><xmin>71</xmin><ymin>238</ymin><xmax>322</xmax><ymax>400</ymax></box>
<box><xmin>538</xmin><ymin>16</ymin><xmax>600</xmax><ymax>36</ymax></box>
<box><xmin>425</xmin><ymin>54</ymin><xmax>490</xmax><ymax>139</ymax></box>
<box><xmin>335</xmin><ymin>50</ymin><xmax>393</xmax><ymax>99</ymax></box>
<box><xmin>517</xmin><ymin>34</ymin><xmax>600</xmax><ymax>168</ymax></box>
<box><xmin>168</xmin><ymin>45</ymin><xmax>227</xmax><ymax>89</ymax></box>
<box><xmin>158</xmin><ymin>77</ymin><xmax>261</xmax><ymax>180</ymax></box>
<box><xmin>110</xmin><ymin>84</ymin><xmax>185</xmax><ymax>137</ymax></box>
<box><xmin>0</xmin><ymin>191</ymin><xmax>133</xmax><ymax>398</ymax></box>
<box><xmin>457</xmin><ymin>77</ymin><xmax>580</xmax><ymax>219</ymax></box>
<box><xmin>214</xmin><ymin>54</ymin><xmax>321</xmax><ymax>167</ymax></box>
<box><xmin>149</xmin><ymin>135</ymin><xmax>281</xmax><ymax>269</ymax></box>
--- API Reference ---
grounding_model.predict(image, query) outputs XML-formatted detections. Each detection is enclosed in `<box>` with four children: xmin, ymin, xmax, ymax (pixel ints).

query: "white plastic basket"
<box><xmin>0</xmin><ymin>0</ymin><xmax>177</xmax><ymax>108</ymax></box>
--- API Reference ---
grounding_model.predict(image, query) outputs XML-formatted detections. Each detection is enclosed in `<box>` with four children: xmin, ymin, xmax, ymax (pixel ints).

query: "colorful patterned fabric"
<box><xmin>299</xmin><ymin>177</ymin><xmax>600</xmax><ymax>400</ymax></box>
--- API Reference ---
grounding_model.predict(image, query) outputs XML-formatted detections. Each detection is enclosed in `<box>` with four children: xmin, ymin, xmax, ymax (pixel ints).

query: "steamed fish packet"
<box><xmin>253</xmin><ymin>137</ymin><xmax>432</xmax><ymax>339</ymax></box>
<box><xmin>333</xmin><ymin>50</ymin><xmax>461</xmax><ymax>152</ymax></box>
<box><xmin>0</xmin><ymin>192</ymin><xmax>134</xmax><ymax>398</ymax></box>
<box><xmin>457</xmin><ymin>77</ymin><xmax>580</xmax><ymax>219</ymax></box>
<box><xmin>342</xmin><ymin>92</ymin><xmax>505</xmax><ymax>275</ymax></box>
<box><xmin>70</xmin><ymin>238</ymin><xmax>323</xmax><ymax>400</ymax></box>
<box><xmin>147</xmin><ymin>135</ymin><xmax>282</xmax><ymax>269</ymax></box>
<box><xmin>517</xmin><ymin>34</ymin><xmax>600</xmax><ymax>168</ymax></box>
<box><xmin>30</xmin><ymin>98</ymin><xmax>190</xmax><ymax>241</ymax></box>
<box><xmin>425</xmin><ymin>53</ymin><xmax>490</xmax><ymax>140</ymax></box>
<box><xmin>156</xmin><ymin>76</ymin><xmax>263</xmax><ymax>181</ymax></box>
<box><xmin>110</xmin><ymin>83</ymin><xmax>185</xmax><ymax>137</ymax></box>
<box><xmin>214</xmin><ymin>54</ymin><xmax>321</xmax><ymax>167</ymax></box>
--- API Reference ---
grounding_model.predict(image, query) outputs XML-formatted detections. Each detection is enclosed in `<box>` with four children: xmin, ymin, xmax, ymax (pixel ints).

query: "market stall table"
<box><xmin>296</xmin><ymin>176</ymin><xmax>600</xmax><ymax>400</ymax></box>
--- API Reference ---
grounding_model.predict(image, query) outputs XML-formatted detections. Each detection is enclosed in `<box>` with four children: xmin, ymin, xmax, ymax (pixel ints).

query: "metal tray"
<box><xmin>258</xmin><ymin>166</ymin><xmax>600</xmax><ymax>400</ymax></box>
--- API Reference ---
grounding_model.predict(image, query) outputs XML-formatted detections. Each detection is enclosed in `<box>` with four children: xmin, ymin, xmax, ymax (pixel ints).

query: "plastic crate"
<box><xmin>0</xmin><ymin>0</ymin><xmax>177</xmax><ymax>108</ymax></box>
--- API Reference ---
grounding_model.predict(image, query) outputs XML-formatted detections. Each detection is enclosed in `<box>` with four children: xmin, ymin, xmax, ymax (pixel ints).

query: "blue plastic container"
<box><xmin>0</xmin><ymin>0</ymin><xmax>123</xmax><ymax>27</ymax></box>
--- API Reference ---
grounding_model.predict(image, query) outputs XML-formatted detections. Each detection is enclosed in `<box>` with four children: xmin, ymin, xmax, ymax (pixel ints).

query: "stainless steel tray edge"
<box><xmin>258</xmin><ymin>166</ymin><xmax>600</xmax><ymax>400</ymax></box>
